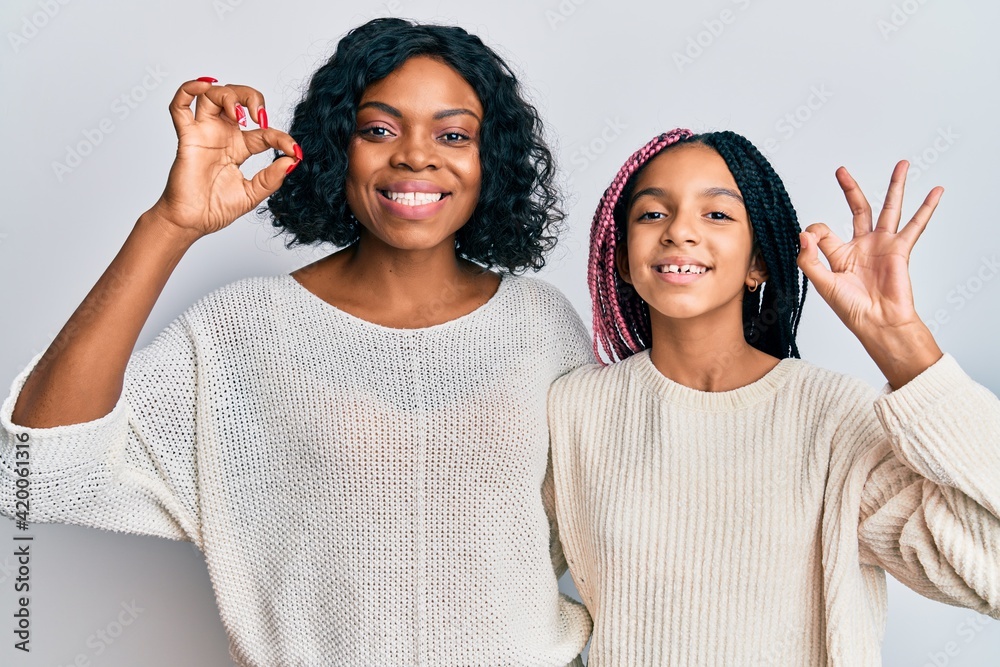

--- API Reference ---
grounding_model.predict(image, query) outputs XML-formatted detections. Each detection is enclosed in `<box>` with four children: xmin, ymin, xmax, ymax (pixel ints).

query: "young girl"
<box><xmin>548</xmin><ymin>129</ymin><xmax>1000</xmax><ymax>665</ymax></box>
<box><xmin>1</xmin><ymin>19</ymin><xmax>589</xmax><ymax>667</ymax></box>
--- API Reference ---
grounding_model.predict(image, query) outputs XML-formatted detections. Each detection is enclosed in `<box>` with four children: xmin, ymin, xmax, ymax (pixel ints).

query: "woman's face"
<box><xmin>345</xmin><ymin>55</ymin><xmax>483</xmax><ymax>253</ymax></box>
<box><xmin>617</xmin><ymin>143</ymin><xmax>767</xmax><ymax>324</ymax></box>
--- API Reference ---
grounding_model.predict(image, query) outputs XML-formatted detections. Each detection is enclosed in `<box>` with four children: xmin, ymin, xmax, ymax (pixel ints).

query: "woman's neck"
<box><xmin>647</xmin><ymin>305</ymin><xmax>781</xmax><ymax>392</ymax></box>
<box><xmin>292</xmin><ymin>233</ymin><xmax>500</xmax><ymax>328</ymax></box>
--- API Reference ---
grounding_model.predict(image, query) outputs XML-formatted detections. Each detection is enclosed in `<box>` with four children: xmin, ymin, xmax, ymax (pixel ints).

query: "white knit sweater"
<box><xmin>0</xmin><ymin>273</ymin><xmax>595</xmax><ymax>667</ymax></box>
<box><xmin>548</xmin><ymin>350</ymin><xmax>1000</xmax><ymax>666</ymax></box>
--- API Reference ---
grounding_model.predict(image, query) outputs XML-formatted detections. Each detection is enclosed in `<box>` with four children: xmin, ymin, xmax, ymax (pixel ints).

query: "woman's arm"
<box><xmin>11</xmin><ymin>78</ymin><xmax>299</xmax><ymax>428</ymax></box>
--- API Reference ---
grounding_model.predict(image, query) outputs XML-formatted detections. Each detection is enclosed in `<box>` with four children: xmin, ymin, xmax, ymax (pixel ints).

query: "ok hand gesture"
<box><xmin>145</xmin><ymin>78</ymin><xmax>302</xmax><ymax>242</ymax></box>
<box><xmin>796</xmin><ymin>161</ymin><xmax>944</xmax><ymax>388</ymax></box>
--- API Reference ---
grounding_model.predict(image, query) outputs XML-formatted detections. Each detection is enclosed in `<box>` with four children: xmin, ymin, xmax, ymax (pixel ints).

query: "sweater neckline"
<box><xmin>629</xmin><ymin>348</ymin><xmax>802</xmax><ymax>411</ymax></box>
<box><xmin>281</xmin><ymin>271</ymin><xmax>511</xmax><ymax>333</ymax></box>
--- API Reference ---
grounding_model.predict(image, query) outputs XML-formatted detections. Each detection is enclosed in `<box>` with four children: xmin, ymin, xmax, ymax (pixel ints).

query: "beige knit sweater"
<box><xmin>548</xmin><ymin>350</ymin><xmax>1000</xmax><ymax>666</ymax></box>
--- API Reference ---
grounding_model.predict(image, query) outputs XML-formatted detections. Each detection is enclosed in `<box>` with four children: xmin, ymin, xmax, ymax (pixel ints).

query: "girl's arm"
<box><xmin>801</xmin><ymin>162</ymin><xmax>1000</xmax><ymax>615</ymax></box>
<box><xmin>849</xmin><ymin>355</ymin><xmax>1000</xmax><ymax>616</ymax></box>
<box><xmin>10</xmin><ymin>78</ymin><xmax>299</xmax><ymax>429</ymax></box>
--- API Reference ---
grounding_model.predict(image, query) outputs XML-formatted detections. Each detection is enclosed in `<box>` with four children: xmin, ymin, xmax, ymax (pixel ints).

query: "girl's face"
<box><xmin>345</xmin><ymin>55</ymin><xmax>483</xmax><ymax>253</ymax></box>
<box><xmin>617</xmin><ymin>143</ymin><xmax>767</xmax><ymax>324</ymax></box>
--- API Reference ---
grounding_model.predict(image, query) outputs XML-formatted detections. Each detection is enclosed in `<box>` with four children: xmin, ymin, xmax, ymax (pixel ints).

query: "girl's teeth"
<box><xmin>384</xmin><ymin>191</ymin><xmax>444</xmax><ymax>206</ymax></box>
<box><xmin>659</xmin><ymin>264</ymin><xmax>706</xmax><ymax>274</ymax></box>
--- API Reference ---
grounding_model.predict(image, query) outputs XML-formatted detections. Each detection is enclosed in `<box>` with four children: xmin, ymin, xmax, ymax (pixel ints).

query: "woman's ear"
<box><xmin>746</xmin><ymin>250</ymin><xmax>769</xmax><ymax>289</ymax></box>
<box><xmin>615</xmin><ymin>240</ymin><xmax>633</xmax><ymax>285</ymax></box>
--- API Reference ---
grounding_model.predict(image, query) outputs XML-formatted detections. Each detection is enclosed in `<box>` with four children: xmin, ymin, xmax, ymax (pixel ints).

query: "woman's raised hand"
<box><xmin>796</xmin><ymin>161</ymin><xmax>944</xmax><ymax>388</ymax></box>
<box><xmin>144</xmin><ymin>78</ymin><xmax>302</xmax><ymax>242</ymax></box>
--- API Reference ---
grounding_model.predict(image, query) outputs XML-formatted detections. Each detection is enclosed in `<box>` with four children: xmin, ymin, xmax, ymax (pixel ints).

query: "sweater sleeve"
<box><xmin>853</xmin><ymin>354</ymin><xmax>1000</xmax><ymax>618</ymax></box>
<box><xmin>539</xmin><ymin>283</ymin><xmax>595</xmax><ymax>580</ymax></box>
<box><xmin>0</xmin><ymin>315</ymin><xmax>202</xmax><ymax>547</ymax></box>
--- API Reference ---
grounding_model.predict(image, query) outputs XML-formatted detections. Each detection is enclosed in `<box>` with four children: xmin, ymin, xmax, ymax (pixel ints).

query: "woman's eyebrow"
<box><xmin>433</xmin><ymin>108</ymin><xmax>481</xmax><ymax>122</ymax></box>
<box><xmin>357</xmin><ymin>101</ymin><xmax>481</xmax><ymax>123</ymax></box>
<box><xmin>358</xmin><ymin>101</ymin><xmax>402</xmax><ymax>117</ymax></box>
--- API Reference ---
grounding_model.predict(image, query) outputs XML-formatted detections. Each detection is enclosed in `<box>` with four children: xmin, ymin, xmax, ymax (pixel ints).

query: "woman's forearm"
<box><xmin>10</xmin><ymin>211</ymin><xmax>200</xmax><ymax>428</ymax></box>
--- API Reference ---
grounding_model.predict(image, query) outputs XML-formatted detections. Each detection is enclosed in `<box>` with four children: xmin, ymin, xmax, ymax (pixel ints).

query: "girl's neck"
<box><xmin>647</xmin><ymin>306</ymin><xmax>781</xmax><ymax>392</ymax></box>
<box><xmin>292</xmin><ymin>233</ymin><xmax>500</xmax><ymax>328</ymax></box>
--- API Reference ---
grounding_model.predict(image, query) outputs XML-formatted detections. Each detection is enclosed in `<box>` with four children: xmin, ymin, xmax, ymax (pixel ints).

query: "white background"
<box><xmin>1</xmin><ymin>0</ymin><xmax>998</xmax><ymax>664</ymax></box>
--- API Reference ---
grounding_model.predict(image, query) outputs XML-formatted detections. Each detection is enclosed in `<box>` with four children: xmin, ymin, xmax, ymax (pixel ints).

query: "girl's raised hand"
<box><xmin>796</xmin><ymin>161</ymin><xmax>944</xmax><ymax>388</ymax></box>
<box><xmin>144</xmin><ymin>78</ymin><xmax>302</xmax><ymax>243</ymax></box>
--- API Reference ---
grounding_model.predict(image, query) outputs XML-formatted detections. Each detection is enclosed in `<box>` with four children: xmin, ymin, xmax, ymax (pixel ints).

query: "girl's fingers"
<box><xmin>836</xmin><ymin>166</ymin><xmax>873</xmax><ymax>237</ymax></box>
<box><xmin>802</xmin><ymin>222</ymin><xmax>844</xmax><ymax>262</ymax></box>
<box><xmin>796</xmin><ymin>230</ymin><xmax>836</xmax><ymax>297</ymax></box>
<box><xmin>875</xmin><ymin>160</ymin><xmax>909</xmax><ymax>233</ymax></box>
<box><xmin>899</xmin><ymin>186</ymin><xmax>944</xmax><ymax>247</ymax></box>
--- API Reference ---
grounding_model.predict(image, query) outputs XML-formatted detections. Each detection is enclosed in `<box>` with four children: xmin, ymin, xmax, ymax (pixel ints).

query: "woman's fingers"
<box><xmin>836</xmin><ymin>166</ymin><xmax>873</xmax><ymax>238</ymax></box>
<box><xmin>875</xmin><ymin>160</ymin><xmax>909</xmax><ymax>233</ymax></box>
<box><xmin>169</xmin><ymin>79</ymin><xmax>270</xmax><ymax>132</ymax></box>
<box><xmin>240</xmin><ymin>128</ymin><xmax>302</xmax><ymax>205</ymax></box>
<box><xmin>168</xmin><ymin>78</ymin><xmax>217</xmax><ymax>133</ymax></box>
<box><xmin>192</xmin><ymin>82</ymin><xmax>268</xmax><ymax>126</ymax></box>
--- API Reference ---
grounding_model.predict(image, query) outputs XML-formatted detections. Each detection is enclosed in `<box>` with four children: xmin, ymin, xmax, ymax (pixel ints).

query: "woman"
<box><xmin>1</xmin><ymin>19</ymin><xmax>590</xmax><ymax>667</ymax></box>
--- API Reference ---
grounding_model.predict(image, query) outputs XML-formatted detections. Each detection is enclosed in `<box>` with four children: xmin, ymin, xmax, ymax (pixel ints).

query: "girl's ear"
<box><xmin>615</xmin><ymin>240</ymin><xmax>633</xmax><ymax>285</ymax></box>
<box><xmin>746</xmin><ymin>250</ymin><xmax>769</xmax><ymax>289</ymax></box>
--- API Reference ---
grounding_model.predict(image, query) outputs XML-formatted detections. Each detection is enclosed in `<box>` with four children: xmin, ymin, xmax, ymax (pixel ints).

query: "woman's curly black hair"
<box><xmin>264</xmin><ymin>18</ymin><xmax>563</xmax><ymax>273</ymax></box>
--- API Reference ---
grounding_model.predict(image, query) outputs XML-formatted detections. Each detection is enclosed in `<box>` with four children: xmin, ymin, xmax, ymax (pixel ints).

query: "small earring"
<box><xmin>748</xmin><ymin>278</ymin><xmax>759</xmax><ymax>293</ymax></box>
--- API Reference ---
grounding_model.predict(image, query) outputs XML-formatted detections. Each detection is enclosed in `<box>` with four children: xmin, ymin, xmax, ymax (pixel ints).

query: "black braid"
<box><xmin>680</xmin><ymin>131</ymin><xmax>807</xmax><ymax>358</ymax></box>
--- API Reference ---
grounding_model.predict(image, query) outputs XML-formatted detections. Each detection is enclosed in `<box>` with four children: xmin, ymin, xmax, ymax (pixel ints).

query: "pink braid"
<box><xmin>588</xmin><ymin>128</ymin><xmax>693</xmax><ymax>364</ymax></box>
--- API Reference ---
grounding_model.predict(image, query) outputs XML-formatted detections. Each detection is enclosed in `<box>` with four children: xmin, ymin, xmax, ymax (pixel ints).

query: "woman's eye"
<box><xmin>359</xmin><ymin>125</ymin><xmax>393</xmax><ymax>138</ymax></box>
<box><xmin>441</xmin><ymin>131</ymin><xmax>471</xmax><ymax>142</ymax></box>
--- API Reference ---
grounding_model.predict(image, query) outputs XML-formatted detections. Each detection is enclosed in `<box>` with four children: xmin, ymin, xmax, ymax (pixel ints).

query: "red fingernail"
<box><xmin>235</xmin><ymin>105</ymin><xmax>247</xmax><ymax>127</ymax></box>
<box><xmin>259</xmin><ymin>107</ymin><xmax>269</xmax><ymax>129</ymax></box>
<box><xmin>197</xmin><ymin>76</ymin><xmax>218</xmax><ymax>83</ymax></box>
<box><xmin>285</xmin><ymin>159</ymin><xmax>301</xmax><ymax>176</ymax></box>
<box><xmin>293</xmin><ymin>144</ymin><xmax>303</xmax><ymax>161</ymax></box>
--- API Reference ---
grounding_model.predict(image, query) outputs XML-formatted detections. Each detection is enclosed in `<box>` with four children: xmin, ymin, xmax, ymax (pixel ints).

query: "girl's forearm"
<box><xmin>859</xmin><ymin>320</ymin><xmax>943</xmax><ymax>390</ymax></box>
<box><xmin>10</xmin><ymin>211</ymin><xmax>200</xmax><ymax>428</ymax></box>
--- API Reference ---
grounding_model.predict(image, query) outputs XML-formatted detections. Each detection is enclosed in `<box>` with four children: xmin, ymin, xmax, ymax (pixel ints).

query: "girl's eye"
<box><xmin>707</xmin><ymin>211</ymin><xmax>734</xmax><ymax>221</ymax></box>
<box><xmin>637</xmin><ymin>211</ymin><xmax>666</xmax><ymax>221</ymax></box>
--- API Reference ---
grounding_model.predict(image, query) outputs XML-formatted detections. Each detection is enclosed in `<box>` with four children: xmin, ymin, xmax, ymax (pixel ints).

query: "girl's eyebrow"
<box><xmin>704</xmin><ymin>187</ymin><xmax>745</xmax><ymax>205</ymax></box>
<box><xmin>629</xmin><ymin>187</ymin><xmax>666</xmax><ymax>206</ymax></box>
<box><xmin>629</xmin><ymin>186</ymin><xmax>745</xmax><ymax>207</ymax></box>
<box><xmin>357</xmin><ymin>101</ymin><xmax>481</xmax><ymax>123</ymax></box>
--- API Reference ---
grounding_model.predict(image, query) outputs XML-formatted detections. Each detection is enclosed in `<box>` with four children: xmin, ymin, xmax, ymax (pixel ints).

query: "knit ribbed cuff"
<box><xmin>0</xmin><ymin>350</ymin><xmax>127</xmax><ymax>479</ymax></box>
<box><xmin>874</xmin><ymin>353</ymin><xmax>999</xmax><ymax>490</ymax></box>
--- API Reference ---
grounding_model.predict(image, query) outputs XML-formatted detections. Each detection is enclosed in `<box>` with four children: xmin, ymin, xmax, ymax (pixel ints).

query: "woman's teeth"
<box><xmin>657</xmin><ymin>264</ymin><xmax>707</xmax><ymax>274</ymax></box>
<box><xmin>382</xmin><ymin>191</ymin><xmax>445</xmax><ymax>206</ymax></box>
